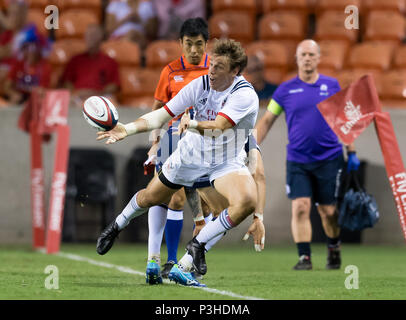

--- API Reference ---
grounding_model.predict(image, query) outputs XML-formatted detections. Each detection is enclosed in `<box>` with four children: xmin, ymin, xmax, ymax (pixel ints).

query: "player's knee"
<box><xmin>168</xmin><ymin>191</ymin><xmax>186</xmax><ymax>210</ymax></box>
<box><xmin>293</xmin><ymin>198</ymin><xmax>311</xmax><ymax>218</ymax></box>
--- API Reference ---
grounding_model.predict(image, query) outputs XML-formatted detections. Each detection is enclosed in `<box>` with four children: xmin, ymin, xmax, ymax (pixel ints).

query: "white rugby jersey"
<box><xmin>164</xmin><ymin>75</ymin><xmax>259</xmax><ymax>166</ymax></box>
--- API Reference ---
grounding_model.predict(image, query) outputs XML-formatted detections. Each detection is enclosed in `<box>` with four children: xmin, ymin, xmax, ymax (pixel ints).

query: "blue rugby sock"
<box><xmin>165</xmin><ymin>209</ymin><xmax>183</xmax><ymax>263</ymax></box>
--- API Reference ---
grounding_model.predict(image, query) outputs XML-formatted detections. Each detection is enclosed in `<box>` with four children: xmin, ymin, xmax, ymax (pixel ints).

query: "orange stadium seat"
<box><xmin>55</xmin><ymin>0</ymin><xmax>102</xmax><ymax>20</ymax></box>
<box><xmin>314</xmin><ymin>10</ymin><xmax>359</xmax><ymax>45</ymax></box>
<box><xmin>363</xmin><ymin>0</ymin><xmax>405</xmax><ymax>14</ymax></box>
<box><xmin>318</xmin><ymin>40</ymin><xmax>350</xmax><ymax>71</ymax></box>
<box><xmin>348</xmin><ymin>41</ymin><xmax>394</xmax><ymax>71</ymax></box>
<box><xmin>209</xmin><ymin>11</ymin><xmax>255</xmax><ymax>45</ymax></box>
<box><xmin>258</xmin><ymin>11</ymin><xmax>306</xmax><ymax>41</ymax></box>
<box><xmin>393</xmin><ymin>45</ymin><xmax>406</xmax><ymax>69</ymax></box>
<box><xmin>26</xmin><ymin>0</ymin><xmax>48</xmax><ymax>9</ymax></box>
<box><xmin>262</xmin><ymin>0</ymin><xmax>308</xmax><ymax>12</ymax></box>
<box><xmin>101</xmin><ymin>40</ymin><xmax>141</xmax><ymax>68</ymax></box>
<box><xmin>335</xmin><ymin>69</ymin><xmax>382</xmax><ymax>90</ymax></box>
<box><xmin>49</xmin><ymin>39</ymin><xmax>87</xmax><ymax>87</ymax></box>
<box><xmin>145</xmin><ymin>40</ymin><xmax>182</xmax><ymax>70</ymax></box>
<box><xmin>246</xmin><ymin>41</ymin><xmax>289</xmax><ymax>69</ymax></box>
<box><xmin>56</xmin><ymin>9</ymin><xmax>99</xmax><ymax>39</ymax></box>
<box><xmin>258</xmin><ymin>11</ymin><xmax>306</xmax><ymax>66</ymax></box>
<box><xmin>364</xmin><ymin>11</ymin><xmax>405</xmax><ymax>43</ymax></box>
<box><xmin>282</xmin><ymin>70</ymin><xmax>298</xmax><ymax>82</ymax></box>
<box><xmin>119</xmin><ymin>67</ymin><xmax>161</xmax><ymax>107</ymax></box>
<box><xmin>27</xmin><ymin>8</ymin><xmax>48</xmax><ymax>35</ymax></box>
<box><xmin>245</xmin><ymin>40</ymin><xmax>289</xmax><ymax>83</ymax></box>
<box><xmin>379</xmin><ymin>70</ymin><xmax>406</xmax><ymax>108</ymax></box>
<box><xmin>211</xmin><ymin>0</ymin><xmax>257</xmax><ymax>19</ymax></box>
<box><xmin>314</xmin><ymin>0</ymin><xmax>362</xmax><ymax>16</ymax></box>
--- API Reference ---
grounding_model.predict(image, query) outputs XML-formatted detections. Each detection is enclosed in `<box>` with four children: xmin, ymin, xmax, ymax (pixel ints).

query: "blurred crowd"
<box><xmin>0</xmin><ymin>0</ymin><xmax>216</xmax><ymax>108</ymax></box>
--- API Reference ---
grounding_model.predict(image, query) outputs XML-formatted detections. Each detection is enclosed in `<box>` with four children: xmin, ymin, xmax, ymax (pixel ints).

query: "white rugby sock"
<box><xmin>115</xmin><ymin>192</ymin><xmax>148</xmax><ymax>230</ymax></box>
<box><xmin>196</xmin><ymin>209</ymin><xmax>235</xmax><ymax>244</ymax></box>
<box><xmin>204</xmin><ymin>213</ymin><xmax>213</xmax><ymax>224</ymax></box>
<box><xmin>178</xmin><ymin>253</ymin><xmax>194</xmax><ymax>272</ymax></box>
<box><xmin>148</xmin><ymin>205</ymin><xmax>168</xmax><ymax>263</ymax></box>
<box><xmin>204</xmin><ymin>231</ymin><xmax>225</xmax><ymax>252</ymax></box>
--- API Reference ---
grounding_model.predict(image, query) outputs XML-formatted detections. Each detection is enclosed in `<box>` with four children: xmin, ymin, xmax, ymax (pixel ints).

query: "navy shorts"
<box><xmin>286</xmin><ymin>154</ymin><xmax>344</xmax><ymax>204</ymax></box>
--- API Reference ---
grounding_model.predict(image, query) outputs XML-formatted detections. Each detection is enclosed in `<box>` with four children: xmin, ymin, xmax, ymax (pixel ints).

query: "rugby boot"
<box><xmin>168</xmin><ymin>264</ymin><xmax>206</xmax><ymax>287</ymax></box>
<box><xmin>186</xmin><ymin>237</ymin><xmax>207</xmax><ymax>275</ymax></box>
<box><xmin>161</xmin><ymin>260</ymin><xmax>176</xmax><ymax>279</ymax></box>
<box><xmin>326</xmin><ymin>247</ymin><xmax>341</xmax><ymax>270</ymax></box>
<box><xmin>96</xmin><ymin>221</ymin><xmax>121</xmax><ymax>255</ymax></box>
<box><xmin>146</xmin><ymin>260</ymin><xmax>163</xmax><ymax>285</ymax></box>
<box><xmin>293</xmin><ymin>255</ymin><xmax>312</xmax><ymax>270</ymax></box>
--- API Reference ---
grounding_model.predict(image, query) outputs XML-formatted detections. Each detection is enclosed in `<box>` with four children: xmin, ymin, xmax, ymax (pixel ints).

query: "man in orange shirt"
<box><xmin>144</xmin><ymin>17</ymin><xmax>210</xmax><ymax>284</ymax></box>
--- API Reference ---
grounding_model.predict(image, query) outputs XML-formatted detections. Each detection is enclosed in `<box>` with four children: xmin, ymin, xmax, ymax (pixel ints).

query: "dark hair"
<box><xmin>212</xmin><ymin>39</ymin><xmax>247</xmax><ymax>75</ymax></box>
<box><xmin>179</xmin><ymin>17</ymin><xmax>209</xmax><ymax>42</ymax></box>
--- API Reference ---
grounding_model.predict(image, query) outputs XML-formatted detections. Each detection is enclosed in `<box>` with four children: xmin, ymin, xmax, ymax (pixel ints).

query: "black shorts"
<box><xmin>286</xmin><ymin>154</ymin><xmax>344</xmax><ymax>205</ymax></box>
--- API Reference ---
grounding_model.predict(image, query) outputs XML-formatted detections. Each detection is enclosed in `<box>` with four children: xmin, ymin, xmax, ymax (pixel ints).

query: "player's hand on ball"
<box><xmin>177</xmin><ymin>108</ymin><xmax>191</xmax><ymax>135</ymax></box>
<box><xmin>96</xmin><ymin>122</ymin><xmax>128</xmax><ymax>144</ymax></box>
<box><xmin>243</xmin><ymin>216</ymin><xmax>265</xmax><ymax>252</ymax></box>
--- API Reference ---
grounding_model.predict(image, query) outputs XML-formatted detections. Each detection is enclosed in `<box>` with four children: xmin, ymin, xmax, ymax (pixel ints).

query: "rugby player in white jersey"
<box><xmin>96</xmin><ymin>39</ymin><xmax>259</xmax><ymax>286</ymax></box>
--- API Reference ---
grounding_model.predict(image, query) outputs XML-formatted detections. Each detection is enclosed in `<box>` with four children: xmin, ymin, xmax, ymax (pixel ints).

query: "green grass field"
<box><xmin>1</xmin><ymin>242</ymin><xmax>405</xmax><ymax>300</ymax></box>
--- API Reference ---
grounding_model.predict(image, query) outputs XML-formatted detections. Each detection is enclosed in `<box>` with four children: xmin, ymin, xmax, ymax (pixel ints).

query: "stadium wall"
<box><xmin>0</xmin><ymin>106</ymin><xmax>405</xmax><ymax>245</ymax></box>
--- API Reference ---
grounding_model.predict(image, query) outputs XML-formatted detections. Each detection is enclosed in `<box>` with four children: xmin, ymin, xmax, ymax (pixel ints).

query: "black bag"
<box><xmin>338</xmin><ymin>171</ymin><xmax>380</xmax><ymax>231</ymax></box>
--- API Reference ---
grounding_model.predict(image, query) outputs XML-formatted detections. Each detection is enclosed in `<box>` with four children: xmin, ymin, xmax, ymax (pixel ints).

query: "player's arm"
<box><xmin>96</xmin><ymin>107</ymin><xmax>172</xmax><ymax>144</ymax></box>
<box><xmin>254</xmin><ymin>99</ymin><xmax>282</xmax><ymax>145</ymax></box>
<box><xmin>178</xmin><ymin>109</ymin><xmax>233</xmax><ymax>136</ymax></box>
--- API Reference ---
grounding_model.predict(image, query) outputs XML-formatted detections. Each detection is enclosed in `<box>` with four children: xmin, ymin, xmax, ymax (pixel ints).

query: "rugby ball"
<box><xmin>82</xmin><ymin>96</ymin><xmax>119</xmax><ymax>131</ymax></box>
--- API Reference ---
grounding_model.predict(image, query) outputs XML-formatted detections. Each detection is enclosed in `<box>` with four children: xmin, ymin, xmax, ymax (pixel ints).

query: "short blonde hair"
<box><xmin>212</xmin><ymin>39</ymin><xmax>247</xmax><ymax>75</ymax></box>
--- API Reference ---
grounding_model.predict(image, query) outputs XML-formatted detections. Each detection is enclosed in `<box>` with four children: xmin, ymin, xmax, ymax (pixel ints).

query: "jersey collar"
<box><xmin>180</xmin><ymin>53</ymin><xmax>209</xmax><ymax>69</ymax></box>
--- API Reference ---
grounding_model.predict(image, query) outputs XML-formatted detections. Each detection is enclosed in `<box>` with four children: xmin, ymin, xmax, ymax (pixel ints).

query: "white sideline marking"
<box><xmin>56</xmin><ymin>251</ymin><xmax>265</xmax><ymax>300</ymax></box>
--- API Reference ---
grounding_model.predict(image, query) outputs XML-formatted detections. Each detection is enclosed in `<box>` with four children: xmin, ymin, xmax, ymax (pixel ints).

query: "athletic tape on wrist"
<box><xmin>193</xmin><ymin>215</ymin><xmax>204</xmax><ymax>222</ymax></box>
<box><xmin>254</xmin><ymin>213</ymin><xmax>263</xmax><ymax>221</ymax></box>
<box><xmin>189</xmin><ymin>120</ymin><xmax>198</xmax><ymax>129</ymax></box>
<box><xmin>123</xmin><ymin>122</ymin><xmax>138</xmax><ymax>136</ymax></box>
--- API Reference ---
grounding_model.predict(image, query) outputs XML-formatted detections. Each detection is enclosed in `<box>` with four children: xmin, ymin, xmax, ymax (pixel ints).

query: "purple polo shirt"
<box><xmin>272</xmin><ymin>74</ymin><xmax>343</xmax><ymax>163</ymax></box>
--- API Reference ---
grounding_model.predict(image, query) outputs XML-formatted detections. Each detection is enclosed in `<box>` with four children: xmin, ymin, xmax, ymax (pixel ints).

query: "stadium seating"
<box><xmin>246</xmin><ymin>40</ymin><xmax>289</xmax><ymax>83</ymax></box>
<box><xmin>49</xmin><ymin>39</ymin><xmax>87</xmax><ymax>87</ymax></box>
<box><xmin>363</xmin><ymin>0</ymin><xmax>406</xmax><ymax>14</ymax></box>
<box><xmin>258</xmin><ymin>11</ymin><xmax>307</xmax><ymax>41</ymax></box>
<box><xmin>336</xmin><ymin>68</ymin><xmax>382</xmax><ymax>91</ymax></box>
<box><xmin>58</xmin><ymin>0</ymin><xmax>102</xmax><ymax>10</ymax></box>
<box><xmin>314</xmin><ymin>10</ymin><xmax>359</xmax><ymax>45</ymax></box>
<box><xmin>347</xmin><ymin>41</ymin><xmax>394</xmax><ymax>71</ymax></box>
<box><xmin>258</xmin><ymin>11</ymin><xmax>306</xmax><ymax>65</ymax></box>
<box><xmin>314</xmin><ymin>0</ymin><xmax>362</xmax><ymax>15</ymax></box>
<box><xmin>101</xmin><ymin>40</ymin><xmax>141</xmax><ymax>68</ymax></box>
<box><xmin>211</xmin><ymin>0</ymin><xmax>257</xmax><ymax>19</ymax></box>
<box><xmin>318</xmin><ymin>40</ymin><xmax>349</xmax><ymax>72</ymax></box>
<box><xmin>364</xmin><ymin>10</ymin><xmax>405</xmax><ymax>44</ymax></box>
<box><xmin>393</xmin><ymin>45</ymin><xmax>406</xmax><ymax>69</ymax></box>
<box><xmin>27</xmin><ymin>8</ymin><xmax>48</xmax><ymax>35</ymax></box>
<box><xmin>119</xmin><ymin>67</ymin><xmax>161</xmax><ymax>107</ymax></box>
<box><xmin>378</xmin><ymin>70</ymin><xmax>406</xmax><ymax>108</ymax></box>
<box><xmin>56</xmin><ymin>9</ymin><xmax>99</xmax><ymax>39</ymax></box>
<box><xmin>27</xmin><ymin>0</ymin><xmax>48</xmax><ymax>9</ymax></box>
<box><xmin>262</xmin><ymin>0</ymin><xmax>308</xmax><ymax>12</ymax></box>
<box><xmin>144</xmin><ymin>40</ymin><xmax>182</xmax><ymax>70</ymax></box>
<box><xmin>208</xmin><ymin>11</ymin><xmax>255</xmax><ymax>45</ymax></box>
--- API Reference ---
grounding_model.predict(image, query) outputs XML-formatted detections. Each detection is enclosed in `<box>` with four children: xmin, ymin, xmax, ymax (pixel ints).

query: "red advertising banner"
<box><xmin>30</xmin><ymin>122</ymin><xmax>46</xmax><ymax>249</ymax></box>
<box><xmin>46</xmin><ymin>125</ymin><xmax>70</xmax><ymax>254</ymax></box>
<box><xmin>22</xmin><ymin>89</ymin><xmax>71</xmax><ymax>253</ymax></box>
<box><xmin>317</xmin><ymin>75</ymin><xmax>380</xmax><ymax>145</ymax></box>
<box><xmin>374</xmin><ymin>112</ymin><xmax>406</xmax><ymax>241</ymax></box>
<box><xmin>317</xmin><ymin>75</ymin><xmax>406</xmax><ymax>242</ymax></box>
